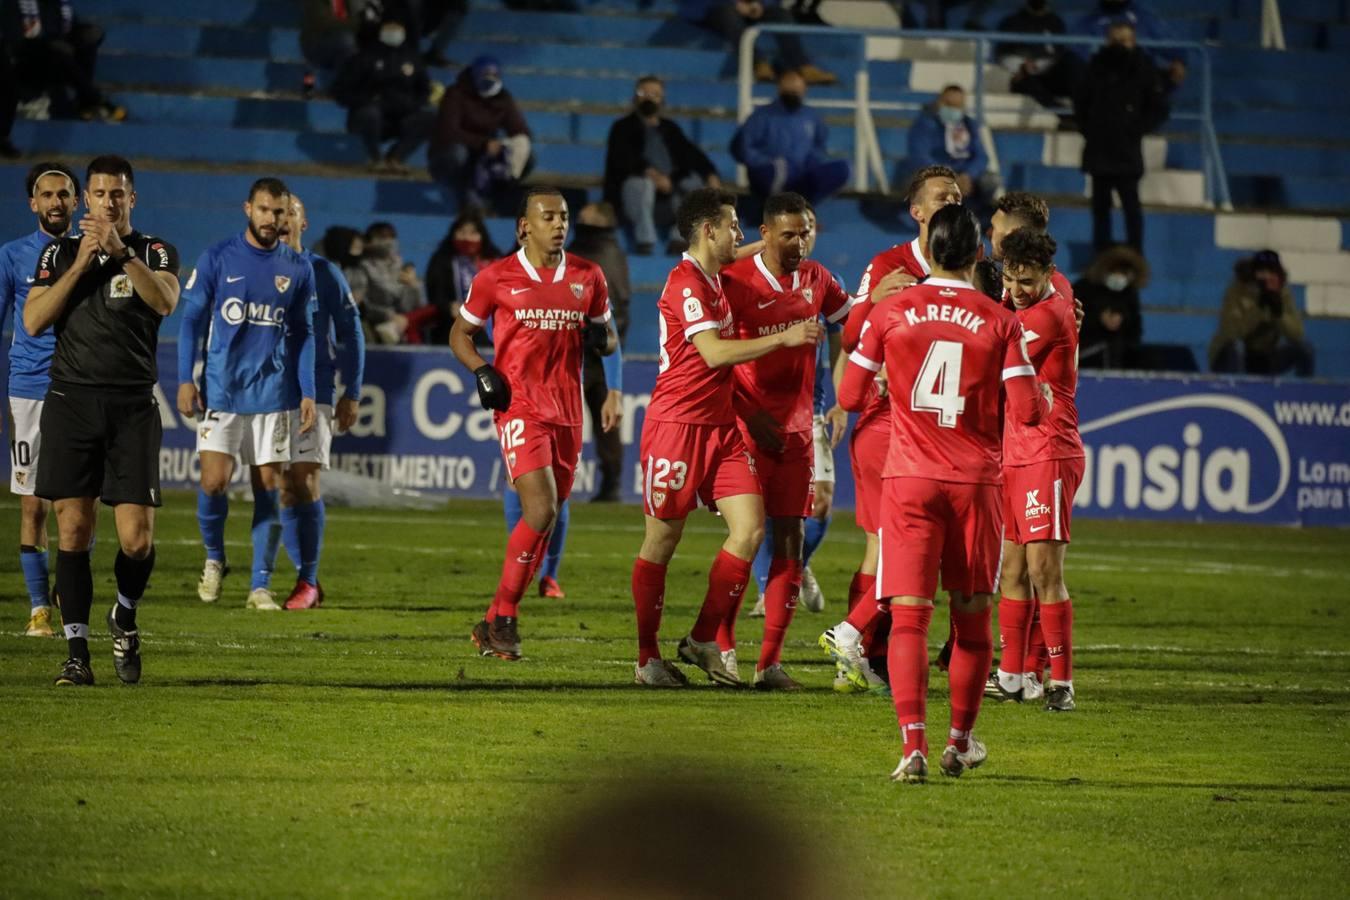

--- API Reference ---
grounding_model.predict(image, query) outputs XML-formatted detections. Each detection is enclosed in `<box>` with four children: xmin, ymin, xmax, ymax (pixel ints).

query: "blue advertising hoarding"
<box><xmin>148</xmin><ymin>347</ymin><xmax>1349</xmax><ymax>527</ymax></box>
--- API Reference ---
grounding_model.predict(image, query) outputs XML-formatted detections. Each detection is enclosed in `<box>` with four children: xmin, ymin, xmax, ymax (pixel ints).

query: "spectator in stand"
<box><xmin>907</xmin><ymin>84</ymin><xmax>998</xmax><ymax>215</ymax></box>
<box><xmin>995</xmin><ymin>0</ymin><xmax>1075</xmax><ymax>111</ymax></box>
<box><xmin>423</xmin><ymin>209</ymin><xmax>503</xmax><ymax>345</ymax></box>
<box><xmin>428</xmin><ymin>56</ymin><xmax>533</xmax><ymax>212</ymax></box>
<box><xmin>1209</xmin><ymin>250</ymin><xmax>1314</xmax><ymax>377</ymax></box>
<box><xmin>0</xmin><ymin>26</ymin><xmax>17</xmax><ymax>158</ymax></box>
<box><xmin>731</xmin><ymin>69</ymin><xmax>850</xmax><ymax>206</ymax></box>
<box><xmin>918</xmin><ymin>0</ymin><xmax>995</xmax><ymax>29</ymax></box>
<box><xmin>2</xmin><ymin>0</ymin><xmax>125</xmax><ymax>121</ymax></box>
<box><xmin>1076</xmin><ymin>244</ymin><xmax>1145</xmax><ymax>369</ymax></box>
<box><xmin>679</xmin><ymin>0</ymin><xmax>835</xmax><ymax>85</ymax></box>
<box><xmin>360</xmin><ymin>221</ymin><xmax>424</xmax><ymax>344</ymax></box>
<box><xmin>1074</xmin><ymin>20</ymin><xmax>1167</xmax><ymax>253</ymax></box>
<box><xmin>331</xmin><ymin>13</ymin><xmax>435</xmax><ymax>173</ymax></box>
<box><xmin>321</xmin><ymin>225</ymin><xmax>370</xmax><ymax>310</ymax></box>
<box><xmin>603</xmin><ymin>75</ymin><xmax>721</xmax><ymax>255</ymax></box>
<box><xmin>568</xmin><ymin>202</ymin><xmax>631</xmax><ymax>502</ymax></box>
<box><xmin>300</xmin><ymin>0</ymin><xmax>358</xmax><ymax>71</ymax></box>
<box><xmin>418</xmin><ymin>0</ymin><xmax>466</xmax><ymax>68</ymax></box>
<box><xmin>1069</xmin><ymin>0</ymin><xmax>1185</xmax><ymax>90</ymax></box>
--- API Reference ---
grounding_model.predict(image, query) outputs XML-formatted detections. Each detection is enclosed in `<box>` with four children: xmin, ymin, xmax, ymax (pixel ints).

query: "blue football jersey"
<box><xmin>297</xmin><ymin>250</ymin><xmax>365</xmax><ymax>408</ymax></box>
<box><xmin>0</xmin><ymin>230</ymin><xmax>61</xmax><ymax>400</ymax></box>
<box><xmin>177</xmin><ymin>233</ymin><xmax>316</xmax><ymax>415</ymax></box>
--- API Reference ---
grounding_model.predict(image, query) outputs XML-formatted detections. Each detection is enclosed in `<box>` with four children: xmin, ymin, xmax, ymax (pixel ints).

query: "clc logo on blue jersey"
<box><xmin>221</xmin><ymin>297</ymin><xmax>287</xmax><ymax>327</ymax></box>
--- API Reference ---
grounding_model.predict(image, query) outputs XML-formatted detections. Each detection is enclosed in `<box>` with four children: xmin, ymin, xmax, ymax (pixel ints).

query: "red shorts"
<box><xmin>741</xmin><ymin>426</ymin><xmax>814</xmax><ymax>519</ymax></box>
<box><xmin>878</xmin><ymin>476</ymin><xmax>1003</xmax><ymax>599</ymax></box>
<box><xmin>849</xmin><ymin>420</ymin><xmax>888</xmax><ymax>534</ymax></box>
<box><xmin>640</xmin><ymin>420</ymin><xmax>761</xmax><ymax>519</ymax></box>
<box><xmin>494</xmin><ymin>415</ymin><xmax>582</xmax><ymax>501</ymax></box>
<box><xmin>1003</xmin><ymin>457</ymin><xmax>1085</xmax><ymax>545</ymax></box>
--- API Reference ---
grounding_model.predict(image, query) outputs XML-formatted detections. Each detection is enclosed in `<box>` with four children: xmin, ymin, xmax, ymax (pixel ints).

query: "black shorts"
<box><xmin>36</xmin><ymin>386</ymin><xmax>163</xmax><ymax>507</ymax></box>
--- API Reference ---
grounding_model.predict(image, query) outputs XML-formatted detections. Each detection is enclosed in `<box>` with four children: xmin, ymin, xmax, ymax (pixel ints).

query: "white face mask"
<box><xmin>938</xmin><ymin>105</ymin><xmax>964</xmax><ymax>125</ymax></box>
<box><xmin>1105</xmin><ymin>272</ymin><xmax>1130</xmax><ymax>292</ymax></box>
<box><xmin>379</xmin><ymin>25</ymin><xmax>406</xmax><ymax>47</ymax></box>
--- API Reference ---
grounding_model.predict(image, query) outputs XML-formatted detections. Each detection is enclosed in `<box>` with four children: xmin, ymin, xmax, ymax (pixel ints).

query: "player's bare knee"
<box><xmin>812</xmin><ymin>482</ymin><xmax>834</xmax><ymax>520</ymax></box>
<box><xmin>120</xmin><ymin>533</ymin><xmax>154</xmax><ymax>560</ymax></box>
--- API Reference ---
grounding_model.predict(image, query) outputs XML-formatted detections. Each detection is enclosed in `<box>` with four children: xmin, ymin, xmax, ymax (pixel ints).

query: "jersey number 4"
<box><xmin>911</xmin><ymin>340</ymin><xmax>967</xmax><ymax>428</ymax></box>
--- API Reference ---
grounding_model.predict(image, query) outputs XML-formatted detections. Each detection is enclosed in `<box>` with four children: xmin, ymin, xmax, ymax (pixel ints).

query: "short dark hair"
<box><xmin>762</xmin><ymin>191</ymin><xmax>810</xmax><ymax>224</ymax></box>
<box><xmin>972</xmin><ymin>260</ymin><xmax>1002</xmax><ymax>301</ymax></box>
<box><xmin>906</xmin><ymin>164</ymin><xmax>958</xmax><ymax>203</ymax></box>
<box><xmin>248</xmin><ymin>177</ymin><xmax>289</xmax><ymax>201</ymax></box>
<box><xmin>86</xmin><ymin>155</ymin><xmax>134</xmax><ymax>187</ymax></box>
<box><xmin>927</xmin><ymin>205</ymin><xmax>981</xmax><ymax>272</ymax></box>
<box><xmin>676</xmin><ymin>188</ymin><xmax>737</xmax><ymax>243</ymax></box>
<box><xmin>994</xmin><ymin>191</ymin><xmax>1050</xmax><ymax>232</ymax></box>
<box><xmin>516</xmin><ymin>186</ymin><xmax>565</xmax><ymax>221</ymax></box>
<box><xmin>365</xmin><ymin>220</ymin><xmax>398</xmax><ymax>240</ymax></box>
<box><xmin>26</xmin><ymin>161</ymin><xmax>79</xmax><ymax>198</ymax></box>
<box><xmin>636</xmin><ymin>74</ymin><xmax>663</xmax><ymax>89</ymax></box>
<box><xmin>940</xmin><ymin>83</ymin><xmax>965</xmax><ymax>96</ymax></box>
<box><xmin>1001</xmin><ymin>227</ymin><xmax>1057</xmax><ymax>273</ymax></box>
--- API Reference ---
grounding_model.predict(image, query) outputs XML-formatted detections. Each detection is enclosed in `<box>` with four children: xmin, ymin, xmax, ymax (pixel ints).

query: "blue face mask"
<box><xmin>938</xmin><ymin>105</ymin><xmax>964</xmax><ymax>126</ymax></box>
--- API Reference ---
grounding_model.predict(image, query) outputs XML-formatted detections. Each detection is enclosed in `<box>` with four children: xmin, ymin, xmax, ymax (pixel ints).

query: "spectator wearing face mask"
<box><xmin>1069</xmin><ymin>0</ymin><xmax>1186</xmax><ymax>90</ymax></box>
<box><xmin>320</xmin><ymin>225</ymin><xmax>370</xmax><ymax>309</ymax></box>
<box><xmin>330</xmin><ymin>15</ymin><xmax>435</xmax><ymax>173</ymax></box>
<box><xmin>428</xmin><ymin>56</ymin><xmax>533</xmax><ymax>212</ymax></box>
<box><xmin>1075</xmin><ymin>244</ymin><xmax>1145</xmax><ymax>369</ymax></box>
<box><xmin>423</xmin><ymin>210</ymin><xmax>503</xmax><ymax>345</ymax></box>
<box><xmin>995</xmin><ymin>0</ymin><xmax>1077</xmax><ymax>111</ymax></box>
<box><xmin>360</xmin><ymin>221</ymin><xmax>424</xmax><ymax>344</ymax></box>
<box><xmin>603</xmin><ymin>75</ymin><xmax>721</xmax><ymax>255</ymax></box>
<box><xmin>1209</xmin><ymin>250</ymin><xmax>1314</xmax><ymax>377</ymax></box>
<box><xmin>906</xmin><ymin>84</ymin><xmax>998</xmax><ymax>213</ymax></box>
<box><xmin>731</xmin><ymin>69</ymin><xmax>850</xmax><ymax>206</ymax></box>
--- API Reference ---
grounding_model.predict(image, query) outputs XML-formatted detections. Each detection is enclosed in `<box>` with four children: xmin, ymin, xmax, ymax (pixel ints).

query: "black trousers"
<box><xmin>701</xmin><ymin>3</ymin><xmax>808</xmax><ymax>71</ymax></box>
<box><xmin>582</xmin><ymin>353</ymin><xmax>623</xmax><ymax>498</ymax></box>
<box><xmin>1090</xmin><ymin>172</ymin><xmax>1143</xmax><ymax>252</ymax></box>
<box><xmin>13</xmin><ymin>21</ymin><xmax>107</xmax><ymax>116</ymax></box>
<box><xmin>347</xmin><ymin>103</ymin><xmax>436</xmax><ymax>163</ymax></box>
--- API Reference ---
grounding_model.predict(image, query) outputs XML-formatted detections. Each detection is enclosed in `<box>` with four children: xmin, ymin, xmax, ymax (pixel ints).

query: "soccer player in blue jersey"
<box><xmin>176</xmin><ymin>177</ymin><xmax>318</xmax><ymax>610</ymax></box>
<box><xmin>276</xmin><ymin>194</ymin><xmax>365</xmax><ymax>610</ymax></box>
<box><xmin>0</xmin><ymin>162</ymin><xmax>79</xmax><ymax>636</ymax></box>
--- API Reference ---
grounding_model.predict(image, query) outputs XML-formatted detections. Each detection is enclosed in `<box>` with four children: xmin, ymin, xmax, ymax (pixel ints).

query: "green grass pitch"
<box><xmin>1</xmin><ymin>493</ymin><xmax>1348</xmax><ymax>897</ymax></box>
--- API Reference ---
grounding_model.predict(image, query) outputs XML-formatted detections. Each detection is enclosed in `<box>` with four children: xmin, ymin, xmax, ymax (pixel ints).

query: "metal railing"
<box><xmin>737</xmin><ymin>24</ymin><xmax>1234</xmax><ymax>210</ymax></box>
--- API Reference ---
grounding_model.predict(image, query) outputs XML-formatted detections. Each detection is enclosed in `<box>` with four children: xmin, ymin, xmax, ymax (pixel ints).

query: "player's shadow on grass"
<box><xmin>173</xmin><ymin>676</ymin><xmax>845</xmax><ymax>694</ymax></box>
<box><xmin>982</xmin><ymin>773</ymin><xmax>1350</xmax><ymax>794</ymax></box>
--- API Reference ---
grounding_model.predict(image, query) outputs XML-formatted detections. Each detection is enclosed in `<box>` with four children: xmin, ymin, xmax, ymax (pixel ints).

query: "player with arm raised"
<box><xmin>836</xmin><ymin>206</ymin><xmax>1047</xmax><ymax>782</ymax></box>
<box><xmin>177</xmin><ymin>178</ymin><xmax>318</xmax><ymax>611</ymax></box>
<box><xmin>25</xmin><ymin>155</ymin><xmax>181</xmax><ymax>686</ymax></box>
<box><xmin>629</xmin><ymin>188</ymin><xmax>821</xmax><ymax>688</ymax></box>
<box><xmin>717</xmin><ymin>192</ymin><xmax>851</xmax><ymax>691</ymax></box>
<box><xmin>449</xmin><ymin>187</ymin><xmax>617</xmax><ymax>662</ymax></box>
<box><xmin>990</xmin><ymin>228</ymin><xmax>1084</xmax><ymax>712</ymax></box>
<box><xmin>0</xmin><ymin>162</ymin><xmax>78</xmax><ymax>636</ymax></box>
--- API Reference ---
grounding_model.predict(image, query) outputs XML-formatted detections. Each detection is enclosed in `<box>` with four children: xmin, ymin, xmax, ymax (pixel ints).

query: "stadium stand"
<box><xmin>1</xmin><ymin>0</ymin><xmax>1347</xmax><ymax>374</ymax></box>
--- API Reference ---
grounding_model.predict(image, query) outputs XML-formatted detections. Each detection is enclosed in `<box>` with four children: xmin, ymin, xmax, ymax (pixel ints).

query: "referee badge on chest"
<box><xmin>570</xmin><ymin>282</ymin><xmax>584</xmax><ymax>299</ymax></box>
<box><xmin>110</xmin><ymin>273</ymin><xmax>133</xmax><ymax>299</ymax></box>
<box><xmin>275</xmin><ymin>275</ymin><xmax>292</xmax><ymax>294</ymax></box>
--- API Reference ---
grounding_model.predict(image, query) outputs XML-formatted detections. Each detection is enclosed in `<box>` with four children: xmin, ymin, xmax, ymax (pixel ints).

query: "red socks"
<box><xmin>631</xmin><ymin>558</ymin><xmax>668</xmax><ymax>666</ymax></box>
<box><xmin>844</xmin><ymin>577</ymin><xmax>883</xmax><ymax>632</ymax></box>
<box><xmin>692</xmin><ymin>550</ymin><xmax>751</xmax><ymax>645</ymax></box>
<box><xmin>997</xmin><ymin>597</ymin><xmax>1032</xmax><ymax>675</ymax></box>
<box><xmin>948</xmin><ymin>606</ymin><xmax>994</xmax><ymax>750</ymax></box>
<box><xmin>489</xmin><ymin>519</ymin><xmax>550</xmax><ymax>619</ymax></box>
<box><xmin>757</xmin><ymin>558</ymin><xmax>803</xmax><ymax>670</ymax></box>
<box><xmin>888</xmin><ymin>604</ymin><xmax>933</xmax><ymax>757</ymax></box>
<box><xmin>845</xmin><ymin>571</ymin><xmax>874</xmax><ymax>614</ymax></box>
<box><xmin>1040</xmin><ymin>599</ymin><xmax>1074</xmax><ymax>683</ymax></box>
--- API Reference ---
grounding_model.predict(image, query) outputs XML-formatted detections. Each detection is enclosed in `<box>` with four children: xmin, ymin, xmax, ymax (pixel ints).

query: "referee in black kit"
<box><xmin>24</xmin><ymin>155</ymin><xmax>180</xmax><ymax>687</ymax></box>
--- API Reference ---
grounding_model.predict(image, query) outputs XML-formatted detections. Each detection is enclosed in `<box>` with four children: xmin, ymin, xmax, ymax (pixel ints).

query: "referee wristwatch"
<box><xmin>116</xmin><ymin>246</ymin><xmax>135</xmax><ymax>266</ymax></box>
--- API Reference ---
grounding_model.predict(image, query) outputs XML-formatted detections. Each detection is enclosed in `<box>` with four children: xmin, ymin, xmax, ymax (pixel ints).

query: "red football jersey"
<box><xmin>1051</xmin><ymin>270</ymin><xmax>1074</xmax><ymax>305</ymax></box>
<box><xmin>849</xmin><ymin>277</ymin><xmax>1035</xmax><ymax>485</ymax></box>
<box><xmin>461</xmin><ymin>248</ymin><xmax>611</xmax><ymax>426</ymax></box>
<box><xmin>848</xmin><ymin>237</ymin><xmax>932</xmax><ymax>432</ymax></box>
<box><xmin>646</xmin><ymin>255</ymin><xmax>737</xmax><ymax>426</ymax></box>
<box><xmin>722</xmin><ymin>253</ymin><xmax>852</xmax><ymax>433</ymax></box>
<box><xmin>1004</xmin><ymin>286</ymin><xmax>1084</xmax><ymax>465</ymax></box>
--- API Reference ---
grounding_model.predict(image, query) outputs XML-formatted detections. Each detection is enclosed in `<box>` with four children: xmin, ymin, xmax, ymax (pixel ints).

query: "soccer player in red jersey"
<box><xmin>837</xmin><ymin>206</ymin><xmax>1048</xmax><ymax>782</ymax></box>
<box><xmin>449</xmin><ymin>187</ymin><xmax>617</xmax><ymax>661</ymax></box>
<box><xmin>989</xmin><ymin>228</ymin><xmax>1084</xmax><ymax>712</ymax></box>
<box><xmin>630</xmin><ymin>188</ymin><xmax>822</xmax><ymax>689</ymax></box>
<box><xmin>818</xmin><ymin>165</ymin><xmax>961</xmax><ymax>690</ymax></box>
<box><xmin>717</xmin><ymin>192</ymin><xmax>853</xmax><ymax>690</ymax></box>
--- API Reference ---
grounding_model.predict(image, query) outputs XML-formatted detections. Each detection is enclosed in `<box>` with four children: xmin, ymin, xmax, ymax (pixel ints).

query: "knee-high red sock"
<box><xmin>997</xmin><ymin>597</ymin><xmax>1032</xmax><ymax>675</ymax></box>
<box><xmin>488</xmin><ymin>519</ymin><xmax>550</xmax><ymax>619</ymax></box>
<box><xmin>846</xmin><ymin>571</ymin><xmax>874</xmax><ymax>614</ymax></box>
<box><xmin>866</xmin><ymin>605</ymin><xmax>891</xmax><ymax>661</ymax></box>
<box><xmin>631</xmin><ymin>558</ymin><xmax>668</xmax><ymax>666</ymax></box>
<box><xmin>1040</xmin><ymin>598</ymin><xmax>1074</xmax><ymax>683</ymax></box>
<box><xmin>692</xmin><ymin>550</ymin><xmax>751</xmax><ymax>645</ymax></box>
<box><xmin>888</xmin><ymin>604</ymin><xmax>932</xmax><ymax>757</ymax></box>
<box><xmin>757</xmin><ymin>558</ymin><xmax>802</xmax><ymax>670</ymax></box>
<box><xmin>948</xmin><ymin>606</ymin><xmax>994</xmax><ymax>751</ymax></box>
<box><xmin>1025</xmin><ymin>597</ymin><xmax>1048</xmax><ymax>676</ymax></box>
<box><xmin>845</xmin><ymin>573</ymin><xmax>885</xmax><ymax>656</ymax></box>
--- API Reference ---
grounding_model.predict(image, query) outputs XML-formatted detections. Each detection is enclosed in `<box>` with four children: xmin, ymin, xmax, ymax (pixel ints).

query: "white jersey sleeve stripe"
<box><xmin>849</xmin><ymin>350</ymin><xmax>882</xmax><ymax>372</ymax></box>
<box><xmin>826</xmin><ymin>294</ymin><xmax>856</xmax><ymax>324</ymax></box>
<box><xmin>1002</xmin><ymin>365</ymin><xmax>1035</xmax><ymax>380</ymax></box>
<box><xmin>683</xmin><ymin>320</ymin><xmax>719</xmax><ymax>341</ymax></box>
<box><xmin>589</xmin><ymin>310</ymin><xmax>613</xmax><ymax>324</ymax></box>
<box><xmin>459</xmin><ymin>306</ymin><xmax>486</xmax><ymax>327</ymax></box>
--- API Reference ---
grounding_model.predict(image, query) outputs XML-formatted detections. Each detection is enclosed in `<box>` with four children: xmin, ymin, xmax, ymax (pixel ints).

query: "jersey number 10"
<box><xmin>910</xmin><ymin>340</ymin><xmax>967</xmax><ymax>429</ymax></box>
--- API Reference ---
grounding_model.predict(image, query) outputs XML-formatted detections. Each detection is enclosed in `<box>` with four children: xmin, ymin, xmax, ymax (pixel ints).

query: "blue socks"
<box><xmin>752</xmin><ymin>518</ymin><xmax>774</xmax><ymax>596</ymax></box>
<box><xmin>503</xmin><ymin>490</ymin><xmax>568</xmax><ymax>583</ymax></box>
<box><xmin>20</xmin><ymin>545</ymin><xmax>49</xmax><ymax>609</ymax></box>
<box><xmin>197</xmin><ymin>490</ymin><xmax>228</xmax><ymax>563</ymax></box>
<box><xmin>281</xmin><ymin>499</ymin><xmax>325</xmax><ymax>585</ymax></box>
<box><xmin>250</xmin><ymin>488</ymin><xmax>282</xmax><ymax>591</ymax></box>
<box><xmin>804</xmin><ymin>513</ymin><xmax>830</xmax><ymax>566</ymax></box>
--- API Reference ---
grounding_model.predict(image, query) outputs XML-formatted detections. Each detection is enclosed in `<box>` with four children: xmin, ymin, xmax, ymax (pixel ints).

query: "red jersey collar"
<box><xmin>516</xmin><ymin>247</ymin><xmax>567</xmax><ymax>284</ymax></box>
<box><xmin>752</xmin><ymin>251</ymin><xmax>800</xmax><ymax>293</ymax></box>
<box><xmin>908</xmin><ymin>236</ymin><xmax>933</xmax><ymax>276</ymax></box>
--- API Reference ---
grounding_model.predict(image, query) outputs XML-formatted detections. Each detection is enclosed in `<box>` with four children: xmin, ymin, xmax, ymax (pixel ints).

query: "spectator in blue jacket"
<box><xmin>731</xmin><ymin>69</ymin><xmax>850</xmax><ymax>205</ymax></box>
<box><xmin>906</xmin><ymin>84</ymin><xmax>998</xmax><ymax>211</ymax></box>
<box><xmin>679</xmin><ymin>0</ymin><xmax>835</xmax><ymax>85</ymax></box>
<box><xmin>1069</xmin><ymin>0</ymin><xmax>1185</xmax><ymax>89</ymax></box>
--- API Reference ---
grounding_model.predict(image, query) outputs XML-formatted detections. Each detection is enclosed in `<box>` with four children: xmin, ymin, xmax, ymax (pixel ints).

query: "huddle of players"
<box><xmin>454</xmin><ymin>168</ymin><xmax>1082</xmax><ymax>783</ymax></box>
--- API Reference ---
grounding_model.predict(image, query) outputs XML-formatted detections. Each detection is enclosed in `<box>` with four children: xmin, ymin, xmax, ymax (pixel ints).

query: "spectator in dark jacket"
<box><xmin>1069</xmin><ymin>0</ymin><xmax>1185</xmax><ymax>89</ymax></box>
<box><xmin>1</xmin><ymin>23</ymin><xmax>17</xmax><ymax>158</ymax></box>
<box><xmin>731</xmin><ymin>69</ymin><xmax>850</xmax><ymax>205</ymax></box>
<box><xmin>995</xmin><ymin>0</ymin><xmax>1076</xmax><ymax>110</ymax></box>
<box><xmin>424</xmin><ymin>209</ymin><xmax>503</xmax><ymax>345</ymax></box>
<box><xmin>331</xmin><ymin>16</ymin><xmax>435</xmax><ymax>172</ymax></box>
<box><xmin>300</xmin><ymin>0</ymin><xmax>358</xmax><ymax>71</ymax></box>
<box><xmin>1210</xmin><ymin>250</ymin><xmax>1314</xmax><ymax>377</ymax></box>
<box><xmin>907</xmin><ymin>85</ymin><xmax>998</xmax><ymax>211</ymax></box>
<box><xmin>603</xmin><ymin>75</ymin><xmax>721</xmax><ymax>255</ymax></box>
<box><xmin>1073</xmin><ymin>21</ymin><xmax>1168</xmax><ymax>253</ymax></box>
<box><xmin>1076</xmin><ymin>244</ymin><xmax>1145</xmax><ymax>369</ymax></box>
<box><xmin>569</xmin><ymin>202</ymin><xmax>632</xmax><ymax>502</ymax></box>
<box><xmin>428</xmin><ymin>56</ymin><xmax>533</xmax><ymax>211</ymax></box>
<box><xmin>2</xmin><ymin>0</ymin><xmax>124</xmax><ymax>121</ymax></box>
<box><xmin>678</xmin><ymin>0</ymin><xmax>835</xmax><ymax>85</ymax></box>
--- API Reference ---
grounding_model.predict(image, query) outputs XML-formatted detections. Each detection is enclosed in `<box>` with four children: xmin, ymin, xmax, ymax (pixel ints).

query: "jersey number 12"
<box><xmin>911</xmin><ymin>340</ymin><xmax>966</xmax><ymax>428</ymax></box>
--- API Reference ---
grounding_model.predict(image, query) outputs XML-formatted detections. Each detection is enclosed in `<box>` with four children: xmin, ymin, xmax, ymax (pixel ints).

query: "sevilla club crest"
<box><xmin>651</xmin><ymin>489</ymin><xmax>667</xmax><ymax>508</ymax></box>
<box><xmin>275</xmin><ymin>275</ymin><xmax>292</xmax><ymax>294</ymax></box>
<box><xmin>570</xmin><ymin>282</ymin><xmax>584</xmax><ymax>299</ymax></box>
